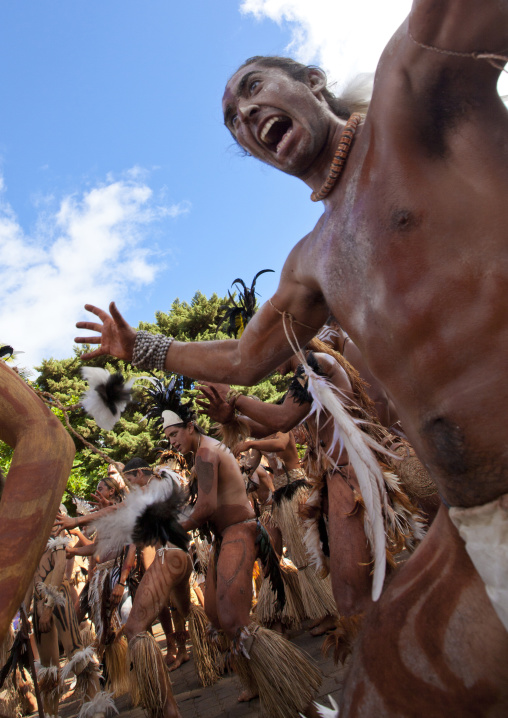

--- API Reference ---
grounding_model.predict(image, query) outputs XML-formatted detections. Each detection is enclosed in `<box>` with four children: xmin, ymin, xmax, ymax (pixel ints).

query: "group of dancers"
<box><xmin>1</xmin><ymin>318</ymin><xmax>439</xmax><ymax>718</ymax></box>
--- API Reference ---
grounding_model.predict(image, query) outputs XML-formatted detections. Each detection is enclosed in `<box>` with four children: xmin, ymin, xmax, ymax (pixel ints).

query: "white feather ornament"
<box><xmin>61</xmin><ymin>646</ymin><xmax>96</xmax><ymax>681</ymax></box>
<box><xmin>300</xmin><ymin>695</ymin><xmax>340</xmax><ymax>718</ymax></box>
<box><xmin>92</xmin><ymin>474</ymin><xmax>179</xmax><ymax>556</ymax></box>
<box><xmin>303</xmin><ymin>364</ymin><xmax>388</xmax><ymax>601</ymax></box>
<box><xmin>80</xmin><ymin>367</ymin><xmax>136</xmax><ymax>431</ymax></box>
<box><xmin>73</xmin><ymin>497</ymin><xmax>94</xmax><ymax>516</ymax></box>
<box><xmin>77</xmin><ymin>691</ymin><xmax>118</xmax><ymax>718</ymax></box>
<box><xmin>46</xmin><ymin>535</ymin><xmax>70</xmax><ymax>551</ymax></box>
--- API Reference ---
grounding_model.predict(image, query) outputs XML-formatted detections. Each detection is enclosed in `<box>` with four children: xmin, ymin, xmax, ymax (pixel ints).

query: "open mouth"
<box><xmin>259</xmin><ymin>115</ymin><xmax>293</xmax><ymax>154</ymax></box>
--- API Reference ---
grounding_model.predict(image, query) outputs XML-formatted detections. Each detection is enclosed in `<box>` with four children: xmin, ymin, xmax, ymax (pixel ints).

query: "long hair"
<box><xmin>235</xmin><ymin>56</ymin><xmax>372</xmax><ymax>119</ymax></box>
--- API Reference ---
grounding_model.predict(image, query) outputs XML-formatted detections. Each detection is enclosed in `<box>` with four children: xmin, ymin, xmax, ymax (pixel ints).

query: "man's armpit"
<box><xmin>196</xmin><ymin>456</ymin><xmax>215</xmax><ymax>495</ymax></box>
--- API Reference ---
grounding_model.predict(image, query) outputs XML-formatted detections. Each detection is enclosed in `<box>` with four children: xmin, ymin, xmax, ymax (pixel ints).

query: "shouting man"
<box><xmin>74</xmin><ymin>1</ymin><xmax>508</xmax><ymax>714</ymax></box>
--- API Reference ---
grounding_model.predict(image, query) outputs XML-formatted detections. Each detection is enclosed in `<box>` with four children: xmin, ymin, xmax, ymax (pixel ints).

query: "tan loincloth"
<box><xmin>449</xmin><ymin>494</ymin><xmax>508</xmax><ymax>632</ymax></box>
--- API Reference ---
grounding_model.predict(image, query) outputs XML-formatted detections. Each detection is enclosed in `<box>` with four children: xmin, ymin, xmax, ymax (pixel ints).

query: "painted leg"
<box><xmin>168</xmin><ymin>611</ymin><xmax>190</xmax><ymax>672</ymax></box>
<box><xmin>326</xmin><ymin>470</ymin><xmax>372</xmax><ymax>617</ymax></box>
<box><xmin>158</xmin><ymin>606</ymin><xmax>176</xmax><ymax>666</ymax></box>
<box><xmin>341</xmin><ymin>506</ymin><xmax>508</xmax><ymax>717</ymax></box>
<box><xmin>124</xmin><ymin>550</ymin><xmax>190</xmax><ymax>718</ymax></box>
<box><xmin>37</xmin><ymin>625</ymin><xmax>61</xmax><ymax>717</ymax></box>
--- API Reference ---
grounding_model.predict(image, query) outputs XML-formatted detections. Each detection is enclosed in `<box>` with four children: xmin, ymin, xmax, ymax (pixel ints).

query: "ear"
<box><xmin>307</xmin><ymin>68</ymin><xmax>327</xmax><ymax>95</ymax></box>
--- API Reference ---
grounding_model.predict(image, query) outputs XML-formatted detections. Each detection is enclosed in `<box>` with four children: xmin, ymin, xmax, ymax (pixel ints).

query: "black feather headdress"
<box><xmin>0</xmin><ymin>345</ymin><xmax>14</xmax><ymax>360</ymax></box>
<box><xmin>218</xmin><ymin>269</ymin><xmax>274</xmax><ymax>338</ymax></box>
<box><xmin>140</xmin><ymin>374</ymin><xmax>195</xmax><ymax>428</ymax></box>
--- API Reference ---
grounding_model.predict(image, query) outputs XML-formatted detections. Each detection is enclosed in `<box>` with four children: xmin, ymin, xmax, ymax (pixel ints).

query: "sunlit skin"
<box><xmin>198</xmin><ymin>352</ymin><xmax>372</xmax><ymax>617</ymax></box>
<box><xmin>73</xmin><ymin>1</ymin><xmax>508</xmax><ymax>712</ymax></box>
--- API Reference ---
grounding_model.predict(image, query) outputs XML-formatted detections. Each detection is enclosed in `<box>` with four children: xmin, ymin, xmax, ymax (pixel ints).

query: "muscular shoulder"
<box><xmin>370</xmin><ymin>10</ymin><xmax>508</xmax><ymax>158</ymax></box>
<box><xmin>281</xmin><ymin>230</ymin><xmax>328</xmax><ymax>299</ymax></box>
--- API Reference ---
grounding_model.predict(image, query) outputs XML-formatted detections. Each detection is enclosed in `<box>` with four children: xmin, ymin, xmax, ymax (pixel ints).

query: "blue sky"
<box><xmin>1</xmin><ymin>1</ymin><xmax>505</xmax><ymax>369</ymax></box>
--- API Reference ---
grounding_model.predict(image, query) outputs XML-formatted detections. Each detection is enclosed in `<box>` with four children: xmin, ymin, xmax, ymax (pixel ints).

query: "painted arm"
<box><xmin>69</xmin><ymin>528</ymin><xmax>94</xmax><ymax>546</ymax></box>
<box><xmin>74</xmin><ymin>241</ymin><xmax>329</xmax><ymax>386</ymax></box>
<box><xmin>180</xmin><ymin>449</ymin><xmax>219</xmax><ymax>532</ymax></box>
<box><xmin>197</xmin><ymin>381</ymin><xmax>308</xmax><ymax>435</ymax></box>
<box><xmin>0</xmin><ymin>362</ymin><xmax>75</xmax><ymax>643</ymax></box>
<box><xmin>56</xmin><ymin>503</ymin><xmax>117</xmax><ymax>531</ymax></box>
<box><xmin>217</xmin><ymin>389</ymin><xmax>309</xmax><ymax>435</ymax></box>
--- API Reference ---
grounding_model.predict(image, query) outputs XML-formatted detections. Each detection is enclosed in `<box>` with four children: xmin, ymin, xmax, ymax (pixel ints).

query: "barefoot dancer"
<box><xmin>161</xmin><ymin>392</ymin><xmax>322</xmax><ymax>718</ymax></box>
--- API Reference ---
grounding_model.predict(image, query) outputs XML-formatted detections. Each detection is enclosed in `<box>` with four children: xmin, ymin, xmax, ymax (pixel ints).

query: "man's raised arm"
<box><xmin>405</xmin><ymin>0</ymin><xmax>508</xmax><ymax>85</ymax></box>
<box><xmin>75</xmin><ymin>243</ymin><xmax>329</xmax><ymax>386</ymax></box>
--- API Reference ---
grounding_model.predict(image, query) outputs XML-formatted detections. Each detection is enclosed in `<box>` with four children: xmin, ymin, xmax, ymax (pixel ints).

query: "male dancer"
<box><xmin>161</xmin><ymin>401</ymin><xmax>322</xmax><ymax>718</ymax></box>
<box><xmin>75</xmin><ymin>1</ymin><xmax>508</xmax><ymax>712</ymax></box>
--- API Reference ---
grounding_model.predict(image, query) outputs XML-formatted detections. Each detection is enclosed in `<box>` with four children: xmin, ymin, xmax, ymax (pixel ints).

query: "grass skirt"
<box><xmin>255</xmin><ymin>559</ymin><xmax>305</xmax><ymax>630</ymax></box>
<box><xmin>272</xmin><ymin>487</ymin><xmax>337</xmax><ymax>619</ymax></box>
<box><xmin>128</xmin><ymin>632</ymin><xmax>173</xmax><ymax>718</ymax></box>
<box><xmin>188</xmin><ymin>604</ymin><xmax>222</xmax><ymax>687</ymax></box>
<box><xmin>232</xmin><ymin>623</ymin><xmax>322</xmax><ymax>718</ymax></box>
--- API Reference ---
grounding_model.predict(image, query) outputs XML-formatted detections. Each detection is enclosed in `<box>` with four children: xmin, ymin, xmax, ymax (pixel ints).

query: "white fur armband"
<box><xmin>46</xmin><ymin>535</ymin><xmax>70</xmax><ymax>551</ymax></box>
<box><xmin>36</xmin><ymin>582</ymin><xmax>66</xmax><ymax>608</ymax></box>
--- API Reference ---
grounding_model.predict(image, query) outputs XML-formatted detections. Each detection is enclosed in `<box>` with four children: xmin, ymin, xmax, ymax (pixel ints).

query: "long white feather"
<box><xmin>92</xmin><ymin>474</ymin><xmax>179</xmax><ymax>555</ymax></box>
<box><xmin>304</xmin><ymin>366</ymin><xmax>387</xmax><ymax>601</ymax></box>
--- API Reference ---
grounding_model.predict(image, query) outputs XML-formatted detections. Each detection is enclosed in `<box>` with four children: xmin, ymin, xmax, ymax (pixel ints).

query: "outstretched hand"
<box><xmin>195</xmin><ymin>382</ymin><xmax>233</xmax><ymax>424</ymax></box>
<box><xmin>55</xmin><ymin>512</ymin><xmax>77</xmax><ymax>531</ymax></box>
<box><xmin>90</xmin><ymin>491</ymin><xmax>114</xmax><ymax>509</ymax></box>
<box><xmin>233</xmin><ymin>440</ymin><xmax>251</xmax><ymax>458</ymax></box>
<box><xmin>75</xmin><ymin>302</ymin><xmax>136</xmax><ymax>362</ymax></box>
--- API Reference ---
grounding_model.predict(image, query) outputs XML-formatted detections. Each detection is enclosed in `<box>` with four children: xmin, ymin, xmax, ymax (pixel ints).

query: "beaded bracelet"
<box><xmin>132</xmin><ymin>330</ymin><xmax>174</xmax><ymax>371</ymax></box>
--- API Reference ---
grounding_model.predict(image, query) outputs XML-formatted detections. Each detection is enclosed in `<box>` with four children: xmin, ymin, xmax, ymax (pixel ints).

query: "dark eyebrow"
<box><xmin>223</xmin><ymin>70</ymin><xmax>259</xmax><ymax>126</ymax></box>
<box><xmin>237</xmin><ymin>70</ymin><xmax>258</xmax><ymax>97</ymax></box>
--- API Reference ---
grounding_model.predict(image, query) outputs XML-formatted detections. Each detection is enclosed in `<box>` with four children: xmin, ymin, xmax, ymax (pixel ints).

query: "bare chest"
<box><xmin>308</xmin><ymin>157</ymin><xmax>508</xmax><ymax>386</ymax></box>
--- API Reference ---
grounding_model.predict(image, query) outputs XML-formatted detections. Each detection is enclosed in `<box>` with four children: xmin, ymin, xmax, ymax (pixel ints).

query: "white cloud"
<box><xmin>241</xmin><ymin>0</ymin><xmax>508</xmax><ymax>96</ymax></box>
<box><xmin>0</xmin><ymin>171</ymin><xmax>189</xmax><ymax>370</ymax></box>
<box><xmin>241</xmin><ymin>0</ymin><xmax>411</xmax><ymax>91</ymax></box>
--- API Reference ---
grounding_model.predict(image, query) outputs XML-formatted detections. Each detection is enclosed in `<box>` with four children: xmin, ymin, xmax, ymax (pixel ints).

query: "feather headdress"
<box><xmin>218</xmin><ymin>269</ymin><xmax>274</xmax><ymax>337</ymax></box>
<box><xmin>139</xmin><ymin>374</ymin><xmax>195</xmax><ymax>428</ymax></box>
<box><xmin>80</xmin><ymin>367</ymin><xmax>136</xmax><ymax>431</ymax></box>
<box><xmin>0</xmin><ymin>345</ymin><xmax>14</xmax><ymax>360</ymax></box>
